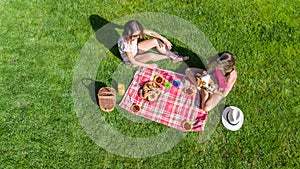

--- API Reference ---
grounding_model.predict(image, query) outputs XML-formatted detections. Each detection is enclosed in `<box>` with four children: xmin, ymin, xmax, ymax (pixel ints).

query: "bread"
<box><xmin>140</xmin><ymin>82</ymin><xmax>162</xmax><ymax>102</ymax></box>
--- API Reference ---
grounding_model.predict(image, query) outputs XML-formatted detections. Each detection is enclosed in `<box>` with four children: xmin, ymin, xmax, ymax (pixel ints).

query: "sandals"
<box><xmin>97</xmin><ymin>87</ymin><xmax>116</xmax><ymax>112</ymax></box>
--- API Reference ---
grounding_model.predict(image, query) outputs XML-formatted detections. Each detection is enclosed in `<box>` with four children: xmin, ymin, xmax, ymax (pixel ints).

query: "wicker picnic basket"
<box><xmin>97</xmin><ymin>87</ymin><xmax>116</xmax><ymax>112</ymax></box>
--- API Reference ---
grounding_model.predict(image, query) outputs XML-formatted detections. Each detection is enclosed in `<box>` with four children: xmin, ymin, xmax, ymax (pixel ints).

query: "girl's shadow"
<box><xmin>89</xmin><ymin>14</ymin><xmax>123</xmax><ymax>60</ymax></box>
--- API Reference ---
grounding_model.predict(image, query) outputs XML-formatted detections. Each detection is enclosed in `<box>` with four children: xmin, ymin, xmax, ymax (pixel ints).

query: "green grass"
<box><xmin>1</xmin><ymin>0</ymin><xmax>299</xmax><ymax>168</ymax></box>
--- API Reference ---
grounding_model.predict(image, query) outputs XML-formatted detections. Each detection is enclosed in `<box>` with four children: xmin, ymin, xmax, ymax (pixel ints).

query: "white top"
<box><xmin>196</xmin><ymin>73</ymin><xmax>211</xmax><ymax>87</ymax></box>
<box><xmin>118</xmin><ymin>36</ymin><xmax>138</xmax><ymax>62</ymax></box>
<box><xmin>200</xmin><ymin>74</ymin><xmax>210</xmax><ymax>87</ymax></box>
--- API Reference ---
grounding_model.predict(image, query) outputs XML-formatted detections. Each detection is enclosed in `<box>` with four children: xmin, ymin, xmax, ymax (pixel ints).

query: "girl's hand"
<box><xmin>157</xmin><ymin>40</ymin><xmax>165</xmax><ymax>48</ymax></box>
<box><xmin>163</xmin><ymin>39</ymin><xmax>172</xmax><ymax>50</ymax></box>
<box><xmin>145</xmin><ymin>29</ymin><xmax>172</xmax><ymax>49</ymax></box>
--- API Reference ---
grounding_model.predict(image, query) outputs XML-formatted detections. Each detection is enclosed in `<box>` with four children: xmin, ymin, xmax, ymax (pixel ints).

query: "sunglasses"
<box><xmin>130</xmin><ymin>34</ymin><xmax>140</xmax><ymax>38</ymax></box>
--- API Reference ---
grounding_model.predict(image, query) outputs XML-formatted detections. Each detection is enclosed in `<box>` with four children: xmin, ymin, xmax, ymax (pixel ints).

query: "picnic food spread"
<box><xmin>164</xmin><ymin>81</ymin><xmax>171</xmax><ymax>88</ymax></box>
<box><xmin>182</xmin><ymin>120</ymin><xmax>193</xmax><ymax>131</ymax></box>
<box><xmin>119</xmin><ymin>67</ymin><xmax>208</xmax><ymax>132</ymax></box>
<box><xmin>153</xmin><ymin>75</ymin><xmax>164</xmax><ymax>85</ymax></box>
<box><xmin>184</xmin><ymin>87</ymin><xmax>195</xmax><ymax>96</ymax></box>
<box><xmin>140</xmin><ymin>81</ymin><xmax>162</xmax><ymax>102</ymax></box>
<box><xmin>196</xmin><ymin>77</ymin><xmax>206</xmax><ymax>87</ymax></box>
<box><xmin>131</xmin><ymin>103</ymin><xmax>141</xmax><ymax>114</ymax></box>
<box><xmin>172</xmin><ymin>80</ymin><xmax>180</xmax><ymax>88</ymax></box>
<box><xmin>117</xmin><ymin>83</ymin><xmax>125</xmax><ymax>96</ymax></box>
<box><xmin>195</xmin><ymin>74</ymin><xmax>211</xmax><ymax>91</ymax></box>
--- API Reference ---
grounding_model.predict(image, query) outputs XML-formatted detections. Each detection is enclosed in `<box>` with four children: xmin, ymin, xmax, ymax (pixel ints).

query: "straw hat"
<box><xmin>221</xmin><ymin>106</ymin><xmax>244</xmax><ymax>131</ymax></box>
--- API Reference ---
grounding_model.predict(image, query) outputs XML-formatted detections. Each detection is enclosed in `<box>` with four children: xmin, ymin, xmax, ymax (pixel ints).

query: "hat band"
<box><xmin>226</xmin><ymin>113</ymin><xmax>239</xmax><ymax>125</ymax></box>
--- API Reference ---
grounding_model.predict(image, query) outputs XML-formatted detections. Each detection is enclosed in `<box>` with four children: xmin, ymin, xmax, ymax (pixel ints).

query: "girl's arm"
<box><xmin>215</xmin><ymin>89</ymin><xmax>230</xmax><ymax>97</ymax></box>
<box><xmin>214</xmin><ymin>75</ymin><xmax>236</xmax><ymax>97</ymax></box>
<box><xmin>125</xmin><ymin>52</ymin><xmax>157</xmax><ymax>69</ymax></box>
<box><xmin>143</xmin><ymin>29</ymin><xmax>172</xmax><ymax>50</ymax></box>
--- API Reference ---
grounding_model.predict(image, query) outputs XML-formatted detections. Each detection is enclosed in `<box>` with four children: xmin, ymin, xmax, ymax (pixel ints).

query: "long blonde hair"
<box><xmin>215</xmin><ymin>51</ymin><xmax>236</xmax><ymax>71</ymax></box>
<box><xmin>123</xmin><ymin>20</ymin><xmax>146</xmax><ymax>41</ymax></box>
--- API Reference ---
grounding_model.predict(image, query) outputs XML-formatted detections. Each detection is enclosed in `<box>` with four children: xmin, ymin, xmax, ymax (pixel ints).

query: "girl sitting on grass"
<box><xmin>185</xmin><ymin>51</ymin><xmax>237</xmax><ymax>112</ymax></box>
<box><xmin>118</xmin><ymin>20</ymin><xmax>189</xmax><ymax>69</ymax></box>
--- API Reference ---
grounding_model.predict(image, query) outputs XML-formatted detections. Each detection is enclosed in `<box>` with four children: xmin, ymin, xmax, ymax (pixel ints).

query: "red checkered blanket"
<box><xmin>119</xmin><ymin>67</ymin><xmax>207</xmax><ymax>131</ymax></box>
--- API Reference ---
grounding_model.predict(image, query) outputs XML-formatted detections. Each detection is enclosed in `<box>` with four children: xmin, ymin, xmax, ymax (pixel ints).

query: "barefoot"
<box><xmin>172</xmin><ymin>56</ymin><xmax>189</xmax><ymax>63</ymax></box>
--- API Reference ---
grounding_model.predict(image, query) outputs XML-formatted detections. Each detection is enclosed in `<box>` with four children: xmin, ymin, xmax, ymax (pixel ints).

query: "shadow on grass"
<box><xmin>81</xmin><ymin>78</ymin><xmax>107</xmax><ymax>106</ymax></box>
<box><xmin>170</xmin><ymin>46</ymin><xmax>207</xmax><ymax>74</ymax></box>
<box><xmin>89</xmin><ymin>14</ymin><xmax>208</xmax><ymax>70</ymax></box>
<box><xmin>89</xmin><ymin>14</ymin><xmax>123</xmax><ymax>61</ymax></box>
<box><xmin>176</xmin><ymin>46</ymin><xmax>206</xmax><ymax>68</ymax></box>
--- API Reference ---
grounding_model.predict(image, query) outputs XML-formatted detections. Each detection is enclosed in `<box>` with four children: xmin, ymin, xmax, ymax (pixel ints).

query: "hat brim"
<box><xmin>221</xmin><ymin>106</ymin><xmax>244</xmax><ymax>131</ymax></box>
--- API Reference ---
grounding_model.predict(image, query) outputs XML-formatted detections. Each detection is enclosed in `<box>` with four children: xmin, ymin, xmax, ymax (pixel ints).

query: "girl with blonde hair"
<box><xmin>118</xmin><ymin>20</ymin><xmax>189</xmax><ymax>69</ymax></box>
<box><xmin>185</xmin><ymin>51</ymin><xmax>237</xmax><ymax>112</ymax></box>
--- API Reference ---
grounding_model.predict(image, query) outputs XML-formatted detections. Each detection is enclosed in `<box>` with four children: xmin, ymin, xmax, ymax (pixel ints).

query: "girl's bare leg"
<box><xmin>138</xmin><ymin>39</ymin><xmax>188</xmax><ymax>62</ymax></box>
<box><xmin>200</xmin><ymin>88</ymin><xmax>209</xmax><ymax>109</ymax></box>
<box><xmin>185</xmin><ymin>68</ymin><xmax>206</xmax><ymax>86</ymax></box>
<box><xmin>203</xmin><ymin>93</ymin><xmax>223</xmax><ymax>112</ymax></box>
<box><xmin>134</xmin><ymin>52</ymin><xmax>169</xmax><ymax>63</ymax></box>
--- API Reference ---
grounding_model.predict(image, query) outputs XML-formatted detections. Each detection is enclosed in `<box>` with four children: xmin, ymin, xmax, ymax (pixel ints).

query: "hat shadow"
<box><xmin>89</xmin><ymin>14</ymin><xmax>123</xmax><ymax>60</ymax></box>
<box><xmin>81</xmin><ymin>78</ymin><xmax>107</xmax><ymax>106</ymax></box>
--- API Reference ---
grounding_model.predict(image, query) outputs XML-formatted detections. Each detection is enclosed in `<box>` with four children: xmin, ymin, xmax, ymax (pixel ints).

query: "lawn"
<box><xmin>0</xmin><ymin>0</ymin><xmax>299</xmax><ymax>168</ymax></box>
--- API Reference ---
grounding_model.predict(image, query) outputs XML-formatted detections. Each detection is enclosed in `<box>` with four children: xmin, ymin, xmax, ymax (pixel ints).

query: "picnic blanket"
<box><xmin>119</xmin><ymin>67</ymin><xmax>208</xmax><ymax>132</ymax></box>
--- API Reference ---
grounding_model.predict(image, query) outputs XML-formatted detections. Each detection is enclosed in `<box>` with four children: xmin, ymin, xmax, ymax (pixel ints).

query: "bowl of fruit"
<box><xmin>182</xmin><ymin>120</ymin><xmax>193</xmax><ymax>131</ymax></box>
<box><xmin>153</xmin><ymin>75</ymin><xmax>164</xmax><ymax>85</ymax></box>
<box><xmin>131</xmin><ymin>103</ymin><xmax>141</xmax><ymax>114</ymax></box>
<box><xmin>184</xmin><ymin>87</ymin><xmax>195</xmax><ymax>96</ymax></box>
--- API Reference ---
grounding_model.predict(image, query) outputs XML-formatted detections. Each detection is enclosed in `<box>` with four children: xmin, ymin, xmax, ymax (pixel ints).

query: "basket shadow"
<box><xmin>81</xmin><ymin>78</ymin><xmax>107</xmax><ymax>106</ymax></box>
